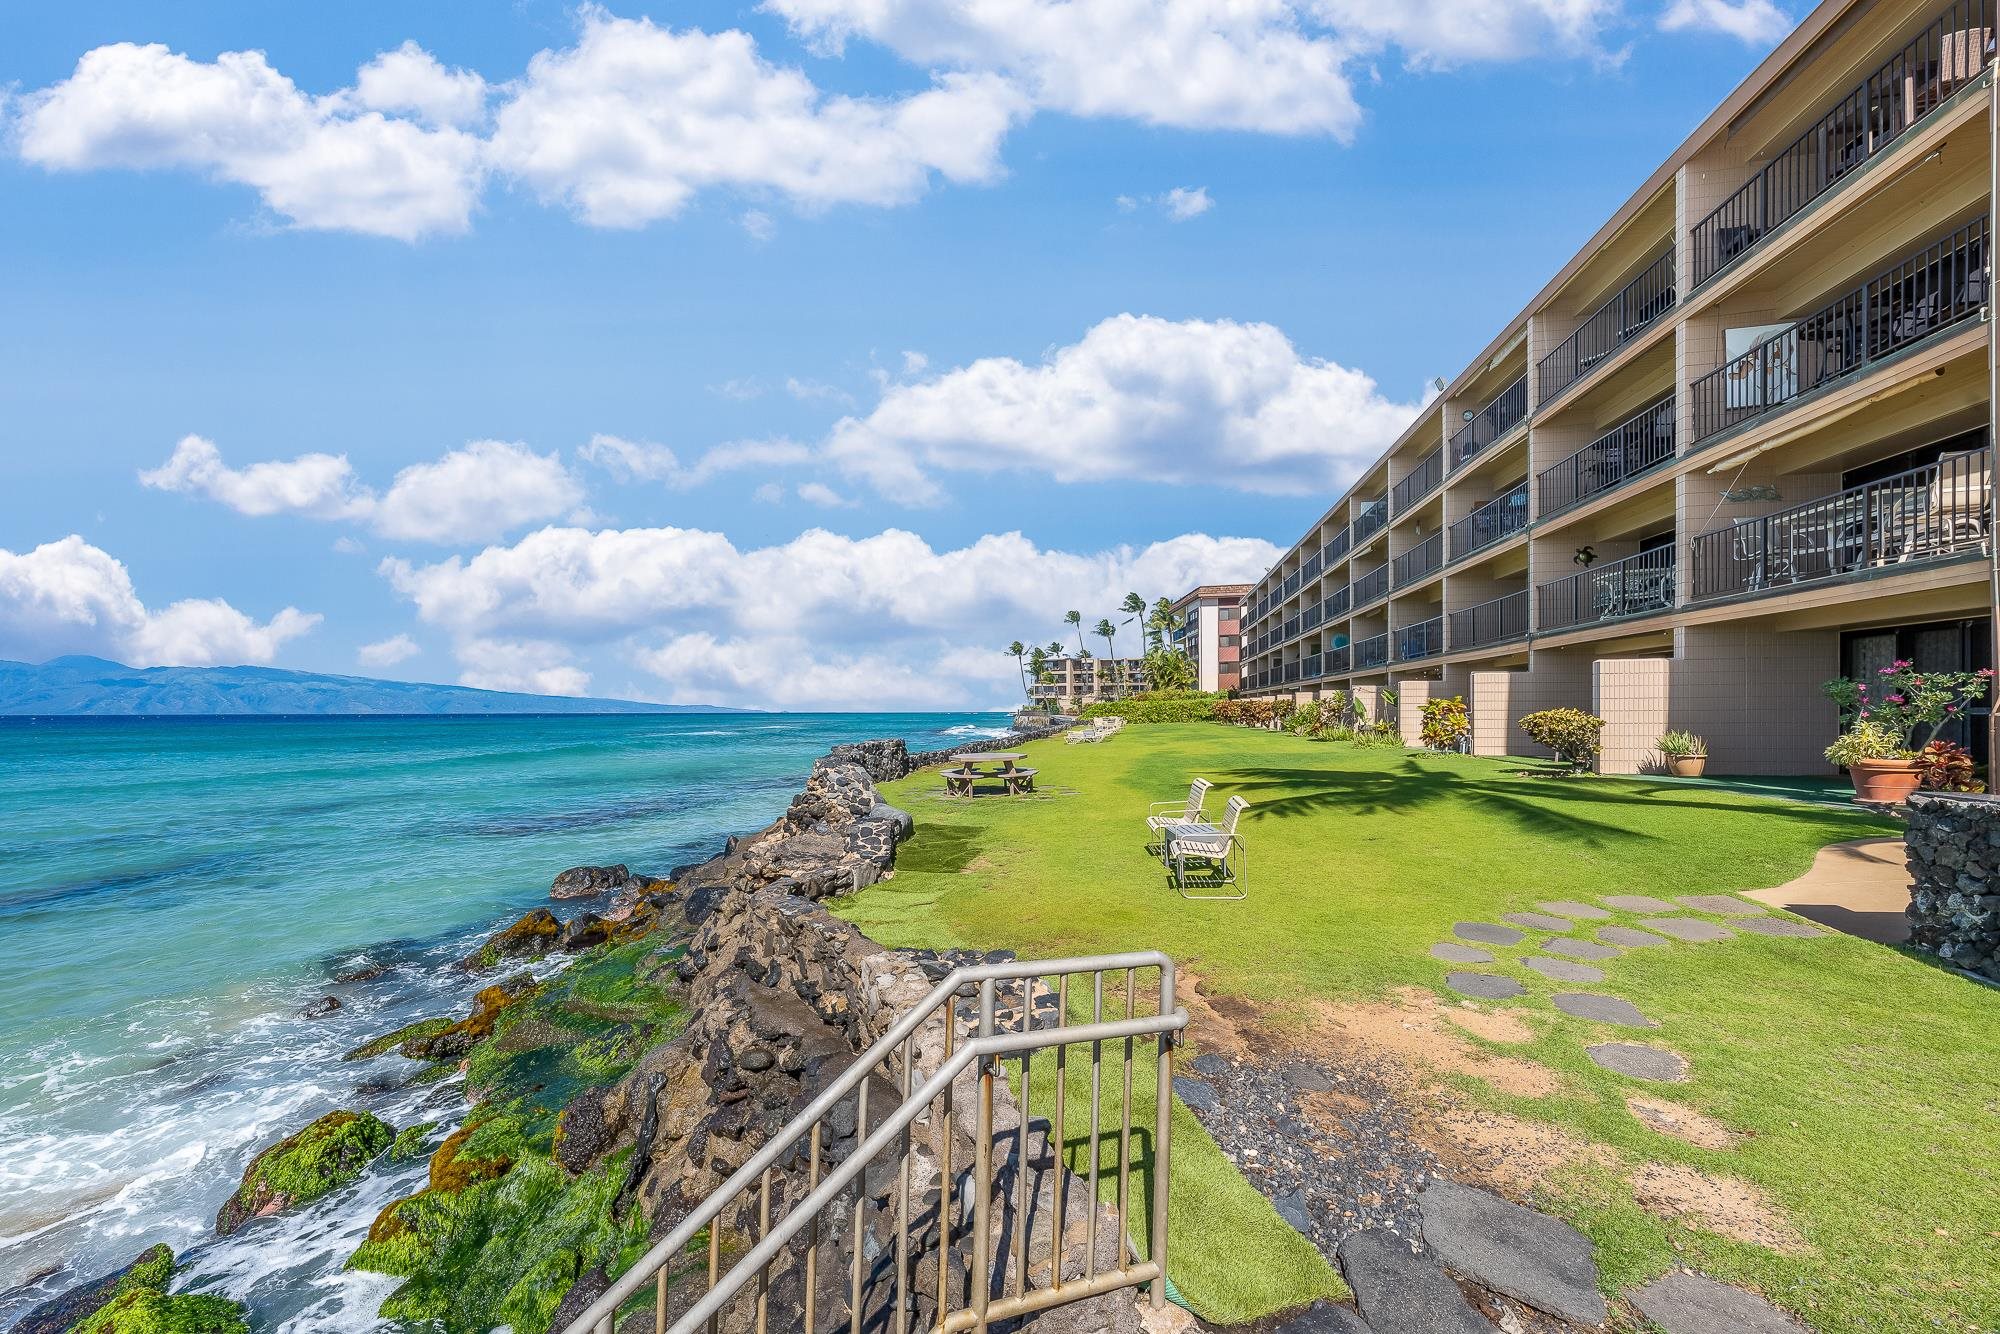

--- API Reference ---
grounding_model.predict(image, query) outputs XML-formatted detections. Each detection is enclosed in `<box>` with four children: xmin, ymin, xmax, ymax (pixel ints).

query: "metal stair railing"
<box><xmin>562</xmin><ymin>952</ymin><xmax>1187</xmax><ymax>1334</ymax></box>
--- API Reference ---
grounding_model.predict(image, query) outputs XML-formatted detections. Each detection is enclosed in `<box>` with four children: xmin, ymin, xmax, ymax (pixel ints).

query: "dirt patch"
<box><xmin>1301</xmin><ymin>987</ymin><xmax>1564</xmax><ymax>1099</ymax></box>
<box><xmin>1178</xmin><ymin>969</ymin><xmax>1255</xmax><ymax>1061</ymax></box>
<box><xmin>960</xmin><ymin>855</ymin><xmax>998</xmax><ymax>875</ymax></box>
<box><xmin>1420</xmin><ymin>1099</ymin><xmax>1618</xmax><ymax>1197</ymax></box>
<box><xmin>1632</xmin><ymin>1162</ymin><xmax>1809</xmax><ymax>1253</ymax></box>
<box><xmin>1444</xmin><ymin>1006</ymin><xmax>1535</xmax><ymax>1045</ymax></box>
<box><xmin>1625</xmin><ymin>1096</ymin><xmax>1745</xmax><ymax>1150</ymax></box>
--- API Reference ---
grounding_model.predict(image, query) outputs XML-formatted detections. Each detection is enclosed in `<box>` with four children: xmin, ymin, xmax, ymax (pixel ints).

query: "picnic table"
<box><xmin>942</xmin><ymin>752</ymin><xmax>1038</xmax><ymax>796</ymax></box>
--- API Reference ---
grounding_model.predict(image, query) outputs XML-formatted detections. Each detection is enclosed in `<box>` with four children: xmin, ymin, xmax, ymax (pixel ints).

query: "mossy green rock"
<box><xmin>342</xmin><ymin>1017</ymin><xmax>453</xmax><ymax>1062</ymax></box>
<box><xmin>216</xmin><ymin>1110</ymin><xmax>395</xmax><ymax>1236</ymax></box>
<box><xmin>390</xmin><ymin>1122</ymin><xmax>440</xmax><ymax>1162</ymax></box>
<box><xmin>68</xmin><ymin>1287</ymin><xmax>250</xmax><ymax>1334</ymax></box>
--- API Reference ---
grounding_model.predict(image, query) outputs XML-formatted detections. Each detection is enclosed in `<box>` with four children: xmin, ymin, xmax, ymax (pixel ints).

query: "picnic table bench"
<box><xmin>942</xmin><ymin>752</ymin><xmax>1037</xmax><ymax>797</ymax></box>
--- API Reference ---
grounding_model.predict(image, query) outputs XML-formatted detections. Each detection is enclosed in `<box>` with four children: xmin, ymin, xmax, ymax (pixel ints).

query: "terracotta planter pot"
<box><xmin>1849</xmin><ymin>757</ymin><xmax>1922</xmax><ymax>805</ymax></box>
<box><xmin>1667</xmin><ymin>755</ymin><xmax>1707</xmax><ymax>778</ymax></box>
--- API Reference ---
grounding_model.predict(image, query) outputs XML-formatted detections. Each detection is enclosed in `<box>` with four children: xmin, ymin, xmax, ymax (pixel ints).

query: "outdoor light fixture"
<box><xmin>1462</xmin><ymin>409</ymin><xmax>1475</xmax><ymax>421</ymax></box>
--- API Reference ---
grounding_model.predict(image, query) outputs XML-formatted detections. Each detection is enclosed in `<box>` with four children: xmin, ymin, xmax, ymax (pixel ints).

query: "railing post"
<box><xmin>1151</xmin><ymin>966</ymin><xmax>1174</xmax><ymax>1310</ymax></box>
<box><xmin>972</xmin><ymin>979</ymin><xmax>996</xmax><ymax>1333</ymax></box>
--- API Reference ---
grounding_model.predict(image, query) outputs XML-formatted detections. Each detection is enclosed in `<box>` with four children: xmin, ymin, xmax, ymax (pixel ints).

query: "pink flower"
<box><xmin>1859</xmin><ymin>710</ymin><xmax>1871</xmax><ymax>718</ymax></box>
<box><xmin>1981</xmin><ymin>668</ymin><xmax>1995</xmax><ymax>678</ymax></box>
<box><xmin>1887</xmin><ymin>694</ymin><xmax>1906</xmax><ymax>704</ymax></box>
<box><xmin>1879</xmin><ymin>667</ymin><xmax>1896</xmax><ymax>675</ymax></box>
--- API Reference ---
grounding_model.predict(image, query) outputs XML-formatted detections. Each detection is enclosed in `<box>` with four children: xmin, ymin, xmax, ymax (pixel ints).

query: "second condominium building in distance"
<box><xmin>1243</xmin><ymin>0</ymin><xmax>1996</xmax><ymax>775</ymax></box>
<box><xmin>1169</xmin><ymin>585</ymin><xmax>1250</xmax><ymax>693</ymax></box>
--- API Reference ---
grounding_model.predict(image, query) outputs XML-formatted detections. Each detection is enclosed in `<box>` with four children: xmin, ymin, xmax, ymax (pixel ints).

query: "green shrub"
<box><xmin>1352</xmin><ymin>723</ymin><xmax>1403</xmax><ymax>748</ymax></box>
<box><xmin>1656</xmin><ymin>729</ymin><xmax>1706</xmax><ymax>758</ymax></box>
<box><xmin>1419</xmin><ymin>696</ymin><xmax>1469</xmax><ymax>751</ymax></box>
<box><xmin>1519</xmin><ymin>708</ymin><xmax>1604</xmax><ymax>769</ymax></box>
<box><xmin>1290</xmin><ymin>700</ymin><xmax>1324</xmax><ymax>736</ymax></box>
<box><xmin>1077</xmin><ymin>690</ymin><xmax>1222</xmax><ymax>723</ymax></box>
<box><xmin>1824</xmin><ymin>720</ymin><xmax>1907</xmax><ymax>766</ymax></box>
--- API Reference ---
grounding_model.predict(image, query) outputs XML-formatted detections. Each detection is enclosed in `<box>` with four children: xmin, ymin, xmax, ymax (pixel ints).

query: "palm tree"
<box><xmin>1148</xmin><ymin>596</ymin><xmax>1176</xmax><ymax>652</ymax></box>
<box><xmin>1094</xmin><ymin>617</ymin><xmax>1119</xmax><ymax>693</ymax></box>
<box><xmin>1120</xmin><ymin>591</ymin><xmax>1146</xmax><ymax>649</ymax></box>
<box><xmin>1064</xmin><ymin>609</ymin><xmax>1084</xmax><ymax>655</ymax></box>
<box><xmin>1028</xmin><ymin>644</ymin><xmax>1048</xmax><ymax>687</ymax></box>
<box><xmin>1006</xmin><ymin>640</ymin><xmax>1027</xmax><ymax>700</ymax></box>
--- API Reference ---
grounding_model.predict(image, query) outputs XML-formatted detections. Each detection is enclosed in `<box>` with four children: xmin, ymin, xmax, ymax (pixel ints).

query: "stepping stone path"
<box><xmin>1587</xmin><ymin>1042</ymin><xmax>1689</xmax><ymax>1082</ymax></box>
<box><xmin>1523</xmin><ymin>955</ymin><xmax>1604</xmax><ymax>983</ymax></box>
<box><xmin>1502</xmin><ymin>911</ymin><xmax>1575</xmax><ymax>932</ymax></box>
<box><xmin>1601</xmin><ymin>894</ymin><xmax>1676</xmax><ymax>912</ymax></box>
<box><xmin>1542</xmin><ymin>937</ymin><xmax>1621</xmax><ymax>961</ymax></box>
<box><xmin>1419</xmin><ymin>1182</ymin><xmax>1610</xmax><ymax>1328</ymax></box>
<box><xmin>1627</xmin><ymin>1271</ymin><xmax>1806</xmax><ymax>1333</ymax></box>
<box><xmin>1553</xmin><ymin>993</ymin><xmax>1656</xmax><ymax>1027</ymax></box>
<box><xmin>1432</xmin><ymin>942</ymin><xmax>1494</xmax><ymax>964</ymax></box>
<box><xmin>1674</xmin><ymin>893</ymin><xmax>1767</xmax><ymax>916</ymax></box>
<box><xmin>1453</xmin><ymin>921</ymin><xmax>1524</xmax><ymax>947</ymax></box>
<box><xmin>1538</xmin><ymin>899</ymin><xmax>1610</xmax><ymax>920</ymax></box>
<box><xmin>1599</xmin><ymin>925</ymin><xmax>1670</xmax><ymax>948</ymax></box>
<box><xmin>1734</xmin><ymin>917</ymin><xmax>1827</xmax><ymax>938</ymax></box>
<box><xmin>1447</xmin><ymin>972</ymin><xmax>1525</xmax><ymax>1000</ymax></box>
<box><xmin>1337</xmin><ymin>1228</ymin><xmax>1495</xmax><ymax>1334</ymax></box>
<box><xmin>1640</xmin><ymin>916</ymin><xmax>1736</xmax><ymax>943</ymax></box>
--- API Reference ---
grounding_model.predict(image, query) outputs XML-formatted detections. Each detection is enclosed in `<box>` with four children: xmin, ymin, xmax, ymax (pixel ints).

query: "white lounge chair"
<box><xmin>1162</xmin><ymin>796</ymin><xmax>1249</xmax><ymax>901</ymax></box>
<box><xmin>1146</xmin><ymin>777</ymin><xmax>1211</xmax><ymax>838</ymax></box>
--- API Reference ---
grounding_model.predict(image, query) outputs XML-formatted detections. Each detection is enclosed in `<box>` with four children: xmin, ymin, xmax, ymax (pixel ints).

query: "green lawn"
<box><xmin>838</xmin><ymin>724</ymin><xmax>2000</xmax><ymax>1332</ymax></box>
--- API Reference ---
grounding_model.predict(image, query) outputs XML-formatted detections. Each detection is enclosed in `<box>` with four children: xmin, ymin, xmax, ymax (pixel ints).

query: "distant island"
<box><xmin>0</xmin><ymin>656</ymin><xmax>745</xmax><ymax>716</ymax></box>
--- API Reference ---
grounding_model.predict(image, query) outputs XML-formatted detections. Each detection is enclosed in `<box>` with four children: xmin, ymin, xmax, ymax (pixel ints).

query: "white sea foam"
<box><xmin>938</xmin><ymin>724</ymin><xmax>1013</xmax><ymax>739</ymax></box>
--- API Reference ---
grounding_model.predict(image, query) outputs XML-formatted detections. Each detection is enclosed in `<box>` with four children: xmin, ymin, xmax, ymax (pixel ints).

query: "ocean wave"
<box><xmin>936</xmin><ymin>724</ymin><xmax>1014</xmax><ymax>740</ymax></box>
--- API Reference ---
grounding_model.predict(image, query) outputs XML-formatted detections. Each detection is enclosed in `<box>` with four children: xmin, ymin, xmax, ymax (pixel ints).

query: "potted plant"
<box><xmin>1656</xmin><ymin>730</ymin><xmax>1708</xmax><ymax>777</ymax></box>
<box><xmin>1822</xmin><ymin>663</ymin><xmax>1993</xmax><ymax>804</ymax></box>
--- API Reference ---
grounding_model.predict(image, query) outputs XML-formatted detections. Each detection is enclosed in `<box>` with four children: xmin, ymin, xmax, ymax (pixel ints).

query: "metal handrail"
<box><xmin>1391</xmin><ymin>532</ymin><xmax>1444</xmax><ymax>589</ymax></box>
<box><xmin>1537</xmin><ymin>547</ymin><xmax>1677</xmax><ymax>632</ymax></box>
<box><xmin>1351</xmin><ymin>498</ymin><xmax>1389</xmax><ymax>545</ymax></box>
<box><xmin>1447</xmin><ymin>589</ymin><xmax>1530</xmax><ymax>650</ymax></box>
<box><xmin>1537</xmin><ymin>249</ymin><xmax>1676</xmax><ymax>403</ymax></box>
<box><xmin>1447</xmin><ymin>482</ymin><xmax>1529</xmax><ymax>560</ymax></box>
<box><xmin>1449</xmin><ymin>374</ymin><xmax>1528</xmax><ymax>469</ymax></box>
<box><xmin>565</xmin><ymin>952</ymin><xmax>1186</xmax><ymax>1334</ymax></box>
<box><xmin>1391</xmin><ymin>447</ymin><xmax>1444</xmax><ymax>514</ymax></box>
<box><xmin>1396</xmin><ymin>616</ymin><xmax>1444</xmax><ymax>661</ymax></box>
<box><xmin>1538</xmin><ymin>395</ymin><xmax>1675</xmax><ymax>515</ymax></box>
<box><xmin>1354</xmin><ymin>632</ymin><xmax>1390</xmax><ymax>670</ymax></box>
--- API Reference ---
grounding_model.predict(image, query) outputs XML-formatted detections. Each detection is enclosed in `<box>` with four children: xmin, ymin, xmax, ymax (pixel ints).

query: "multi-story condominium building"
<box><xmin>1243</xmin><ymin>0</ymin><xmax>1995</xmax><ymax>775</ymax></box>
<box><xmin>1169</xmin><ymin>585</ymin><xmax>1250</xmax><ymax>692</ymax></box>
<box><xmin>1029</xmin><ymin>655</ymin><xmax>1150</xmax><ymax>706</ymax></box>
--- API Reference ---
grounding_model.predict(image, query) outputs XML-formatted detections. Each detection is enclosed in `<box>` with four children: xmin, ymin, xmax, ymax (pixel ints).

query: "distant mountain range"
<box><xmin>0</xmin><ymin>657</ymin><xmax>745</xmax><ymax>716</ymax></box>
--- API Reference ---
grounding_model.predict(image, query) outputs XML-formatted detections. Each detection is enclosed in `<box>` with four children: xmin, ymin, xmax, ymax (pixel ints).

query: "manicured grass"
<box><xmin>841</xmin><ymin>725</ymin><xmax>2000</xmax><ymax>1332</ymax></box>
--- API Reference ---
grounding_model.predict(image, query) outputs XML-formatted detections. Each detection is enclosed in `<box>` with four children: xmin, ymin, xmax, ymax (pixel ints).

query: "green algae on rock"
<box><xmin>389</xmin><ymin>1122</ymin><xmax>440</xmax><ymax>1162</ymax></box>
<box><xmin>341</xmin><ymin>1017</ymin><xmax>453</xmax><ymax>1062</ymax></box>
<box><xmin>215</xmin><ymin>1110</ymin><xmax>395</xmax><ymax>1236</ymax></box>
<box><xmin>10</xmin><ymin>1243</ymin><xmax>249</xmax><ymax>1334</ymax></box>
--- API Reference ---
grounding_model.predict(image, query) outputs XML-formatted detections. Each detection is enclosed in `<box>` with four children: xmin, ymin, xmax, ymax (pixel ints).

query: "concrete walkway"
<box><xmin>1742</xmin><ymin>838</ymin><xmax>1911</xmax><ymax>945</ymax></box>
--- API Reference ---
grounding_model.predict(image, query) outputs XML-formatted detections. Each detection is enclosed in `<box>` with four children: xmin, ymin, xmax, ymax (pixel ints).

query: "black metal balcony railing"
<box><xmin>1325</xmin><ymin>645</ymin><xmax>1350</xmax><ymax>675</ymax></box>
<box><xmin>1537</xmin><ymin>547</ymin><xmax>1678</xmax><ymax>633</ymax></box>
<box><xmin>1284</xmin><ymin>615</ymin><xmax>1301</xmax><ymax>641</ymax></box>
<box><xmin>1351</xmin><ymin>497</ymin><xmax>1389</xmax><ymax>546</ymax></box>
<box><xmin>1353</xmin><ymin>563</ymin><xmax>1389</xmax><ymax>606</ymax></box>
<box><xmin>1396</xmin><ymin>616</ymin><xmax>1444</xmax><ymax>662</ymax></box>
<box><xmin>1284</xmin><ymin>661</ymin><xmax>1302</xmax><ymax>683</ymax></box>
<box><xmin>1354</xmin><ymin>633</ymin><xmax>1390</xmax><ymax>671</ymax></box>
<box><xmin>1450</xmin><ymin>374</ymin><xmax>1529</xmax><ymax>469</ymax></box>
<box><xmin>1539</xmin><ymin>395</ymin><xmax>1676</xmax><ymax>516</ymax></box>
<box><xmin>1391</xmin><ymin>447</ymin><xmax>1445</xmax><ymax>514</ymax></box>
<box><xmin>1691</xmin><ymin>0</ymin><xmax>1996</xmax><ymax>286</ymax></box>
<box><xmin>1302</xmin><ymin>549</ymin><xmax>1323</xmax><ymax>580</ymax></box>
<box><xmin>1448</xmin><ymin>482</ymin><xmax>1530</xmax><ymax>561</ymax></box>
<box><xmin>1303</xmin><ymin>652</ymin><xmax>1323</xmax><ymax>680</ymax></box>
<box><xmin>1283</xmin><ymin>571</ymin><xmax>1302</xmax><ymax>597</ymax></box>
<box><xmin>1304</xmin><ymin>602</ymin><xmax>1324</xmax><ymax>632</ymax></box>
<box><xmin>1391</xmin><ymin>532</ymin><xmax>1444</xmax><ymax>589</ymax></box>
<box><xmin>1325</xmin><ymin>527</ymin><xmax>1352</xmax><ymax>563</ymax></box>
<box><xmin>1324</xmin><ymin>585</ymin><xmax>1350</xmax><ymax>619</ymax></box>
<box><xmin>1689</xmin><ymin>446</ymin><xmax>1992</xmax><ymax>600</ymax></box>
<box><xmin>1447</xmin><ymin>589</ymin><xmax>1530</xmax><ymax>650</ymax></box>
<box><xmin>1537</xmin><ymin>249</ymin><xmax>1677</xmax><ymax>403</ymax></box>
<box><xmin>1690</xmin><ymin>219</ymin><xmax>1988</xmax><ymax>445</ymax></box>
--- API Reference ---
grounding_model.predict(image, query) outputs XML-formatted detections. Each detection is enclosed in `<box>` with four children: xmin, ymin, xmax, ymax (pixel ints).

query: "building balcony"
<box><xmin>1396</xmin><ymin>616</ymin><xmax>1444</xmax><ymax>662</ymax></box>
<box><xmin>1283</xmin><ymin>661</ymin><xmax>1301</xmax><ymax>683</ymax></box>
<box><xmin>1689</xmin><ymin>445</ymin><xmax>1991</xmax><ymax>600</ymax></box>
<box><xmin>1691</xmin><ymin>0</ymin><xmax>1996</xmax><ymax>288</ymax></box>
<box><xmin>1283</xmin><ymin>570</ymin><xmax>1302</xmax><ymax>597</ymax></box>
<box><xmin>1354</xmin><ymin>633</ymin><xmax>1390</xmax><ymax>671</ymax></box>
<box><xmin>1324</xmin><ymin>585</ymin><xmax>1351</xmax><ymax>619</ymax></box>
<box><xmin>1391</xmin><ymin>532</ymin><xmax>1444</xmax><ymax>589</ymax></box>
<box><xmin>1539</xmin><ymin>395</ymin><xmax>1675</xmax><ymax>517</ymax></box>
<box><xmin>1283</xmin><ymin>615</ymin><xmax>1301</xmax><ymax>641</ymax></box>
<box><xmin>1391</xmin><ymin>446</ymin><xmax>1445</xmax><ymax>514</ymax></box>
<box><xmin>1325</xmin><ymin>645</ymin><xmax>1350</xmax><ymax>674</ymax></box>
<box><xmin>1304</xmin><ymin>602</ymin><xmax>1325</xmax><ymax>632</ymax></box>
<box><xmin>1448</xmin><ymin>589</ymin><xmax>1530</xmax><ymax>651</ymax></box>
<box><xmin>1324</xmin><ymin>527</ymin><xmax>1352</xmax><ymax>563</ymax></box>
<box><xmin>1690</xmin><ymin>218</ymin><xmax>1987</xmax><ymax>447</ymax></box>
<box><xmin>1450</xmin><ymin>374</ymin><xmax>1528</xmax><ymax>470</ymax></box>
<box><xmin>1302</xmin><ymin>548</ymin><xmax>1324</xmax><ymax>580</ymax></box>
<box><xmin>1537</xmin><ymin>547</ymin><xmax>1677</xmax><ymax>633</ymax></box>
<box><xmin>1448</xmin><ymin>482</ymin><xmax>1529</xmax><ymax>561</ymax></box>
<box><xmin>1303</xmin><ymin>652</ymin><xmax>1323</xmax><ymax>680</ymax></box>
<box><xmin>1353</xmin><ymin>562</ymin><xmax>1390</xmax><ymax>607</ymax></box>
<box><xmin>1351</xmin><ymin>497</ymin><xmax>1389</xmax><ymax>546</ymax></box>
<box><xmin>1537</xmin><ymin>249</ymin><xmax>1676</xmax><ymax>404</ymax></box>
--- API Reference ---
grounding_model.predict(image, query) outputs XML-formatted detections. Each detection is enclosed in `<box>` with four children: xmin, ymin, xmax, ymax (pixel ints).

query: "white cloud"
<box><xmin>753</xmin><ymin>482</ymin><xmax>787</xmax><ymax>504</ymax></box>
<box><xmin>379</xmin><ymin>522</ymin><xmax>1277</xmax><ymax>708</ymax></box>
<box><xmin>1310</xmin><ymin>0</ymin><xmax>1621</xmax><ymax>67</ymax></box>
<box><xmin>455</xmin><ymin>636</ymin><xmax>592</xmax><ymax>697</ymax></box>
<box><xmin>739</xmin><ymin>208</ymin><xmax>776</xmax><ymax>241</ymax></box>
<box><xmin>0</xmin><ymin>535</ymin><xmax>318</xmax><ymax>666</ymax></box>
<box><xmin>1120</xmin><ymin>186</ymin><xmax>1213</xmax><ymax>220</ymax></box>
<box><xmin>900</xmin><ymin>350</ymin><xmax>928</xmax><ymax>376</ymax></box>
<box><xmin>579</xmin><ymin>432</ymin><xmax>812</xmax><ymax>489</ymax></box>
<box><xmin>796</xmin><ymin>481</ymin><xmax>854</xmax><ymax>507</ymax></box>
<box><xmin>822</xmin><ymin>313</ymin><xmax>1419</xmax><ymax>503</ymax></box>
<box><xmin>332</xmin><ymin>536</ymin><xmax>368</xmax><ymax>555</ymax></box>
<box><xmin>141</xmin><ymin>436</ymin><xmax>583</xmax><ymax>543</ymax></box>
<box><xmin>12</xmin><ymin>42</ymin><xmax>486</xmax><ymax>239</ymax></box>
<box><xmin>711</xmin><ymin>377</ymin><xmax>766</xmax><ymax>401</ymax></box>
<box><xmin>348</xmin><ymin>41</ymin><xmax>489</xmax><ymax>128</ymax></box>
<box><xmin>785</xmin><ymin>377</ymin><xmax>853</xmax><ymax>406</ymax></box>
<box><xmin>1658</xmin><ymin>0</ymin><xmax>1790</xmax><ymax>44</ymax></box>
<box><xmin>357</xmin><ymin>632</ymin><xmax>420</xmax><ymax>666</ymax></box>
<box><xmin>644</xmin><ymin>631</ymin><xmax>984</xmax><ymax>710</ymax></box>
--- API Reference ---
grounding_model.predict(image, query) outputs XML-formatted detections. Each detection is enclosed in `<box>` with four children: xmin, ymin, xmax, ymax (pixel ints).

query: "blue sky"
<box><xmin>0</xmin><ymin>0</ymin><xmax>1786</xmax><ymax>708</ymax></box>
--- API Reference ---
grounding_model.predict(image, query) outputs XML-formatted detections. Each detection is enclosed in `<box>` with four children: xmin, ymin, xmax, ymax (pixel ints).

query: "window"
<box><xmin>1841</xmin><ymin>617</ymin><xmax>1991</xmax><ymax>765</ymax></box>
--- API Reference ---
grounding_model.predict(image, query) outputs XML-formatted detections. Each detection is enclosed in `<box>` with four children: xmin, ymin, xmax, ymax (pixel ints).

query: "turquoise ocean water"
<box><xmin>0</xmin><ymin>712</ymin><xmax>1008</xmax><ymax>1330</ymax></box>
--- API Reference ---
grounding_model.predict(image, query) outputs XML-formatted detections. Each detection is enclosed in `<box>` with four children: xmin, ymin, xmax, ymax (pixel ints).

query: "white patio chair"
<box><xmin>1146</xmin><ymin>777</ymin><xmax>1211</xmax><ymax>839</ymax></box>
<box><xmin>1163</xmin><ymin>795</ymin><xmax>1249</xmax><ymax>901</ymax></box>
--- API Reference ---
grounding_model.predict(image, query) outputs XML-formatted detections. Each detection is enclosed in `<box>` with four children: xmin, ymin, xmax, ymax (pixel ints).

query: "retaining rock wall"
<box><xmin>1905</xmin><ymin>792</ymin><xmax>2000</xmax><ymax>983</ymax></box>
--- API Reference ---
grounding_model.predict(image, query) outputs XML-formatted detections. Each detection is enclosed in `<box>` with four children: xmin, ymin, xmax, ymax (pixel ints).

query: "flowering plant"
<box><xmin>1915</xmin><ymin>740</ymin><xmax>1984</xmax><ymax>793</ymax></box>
<box><xmin>1822</xmin><ymin>662</ymin><xmax>1992</xmax><ymax>756</ymax></box>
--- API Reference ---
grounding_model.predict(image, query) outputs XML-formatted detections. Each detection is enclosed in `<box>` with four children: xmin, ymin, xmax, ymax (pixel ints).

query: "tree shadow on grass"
<box><xmin>894</xmin><ymin>821</ymin><xmax>987</xmax><ymax>875</ymax></box>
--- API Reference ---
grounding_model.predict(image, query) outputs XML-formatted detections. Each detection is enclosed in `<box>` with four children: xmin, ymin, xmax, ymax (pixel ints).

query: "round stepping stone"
<box><xmin>1601</xmin><ymin>894</ymin><xmax>1675</xmax><ymax>913</ymax></box>
<box><xmin>1523</xmin><ymin>955</ymin><xmax>1604</xmax><ymax>983</ymax></box>
<box><xmin>1432</xmin><ymin>942</ymin><xmax>1494</xmax><ymax>964</ymax></box>
<box><xmin>1553</xmin><ymin>992</ymin><xmax>1656</xmax><ymax>1027</ymax></box>
<box><xmin>1542</xmin><ymin>937</ymin><xmax>1621</xmax><ymax>961</ymax></box>
<box><xmin>1419</xmin><ymin>1181</ymin><xmax>1609</xmax><ymax>1328</ymax></box>
<box><xmin>1503</xmin><ymin>911</ymin><xmax>1575</xmax><ymax>932</ymax></box>
<box><xmin>1599</xmin><ymin>925</ymin><xmax>1670</xmax><ymax>948</ymax></box>
<box><xmin>1454</xmin><ymin>921</ymin><xmax>1525</xmax><ymax>947</ymax></box>
<box><xmin>1447</xmin><ymin>971</ymin><xmax>1525</xmax><ymax>1000</ymax></box>
<box><xmin>1733</xmin><ymin>917</ymin><xmax>1827</xmax><ymax>938</ymax></box>
<box><xmin>1640</xmin><ymin>916</ymin><xmax>1736</xmax><ymax>943</ymax></box>
<box><xmin>1587</xmin><ymin>1042</ymin><xmax>1688</xmax><ymax>1082</ymax></box>
<box><xmin>1674</xmin><ymin>893</ymin><xmax>1768</xmax><ymax>916</ymax></box>
<box><xmin>1337</xmin><ymin>1228</ymin><xmax>1494</xmax><ymax>1334</ymax></box>
<box><xmin>1538</xmin><ymin>899</ymin><xmax>1610</xmax><ymax>920</ymax></box>
<box><xmin>1627</xmin><ymin>1271</ymin><xmax>1806</xmax><ymax>1333</ymax></box>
